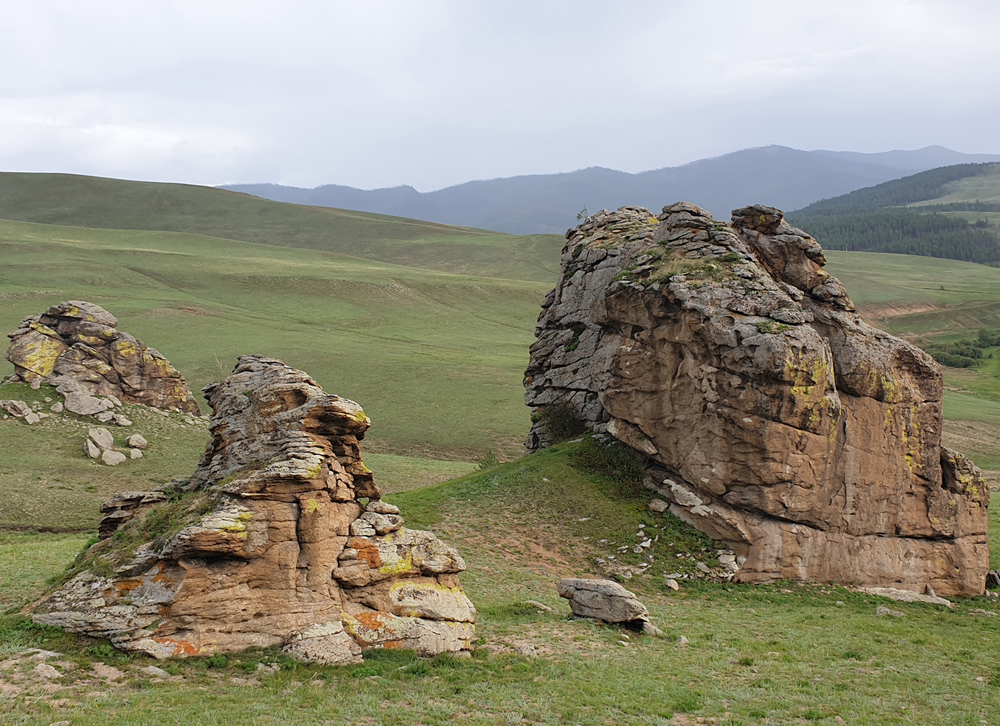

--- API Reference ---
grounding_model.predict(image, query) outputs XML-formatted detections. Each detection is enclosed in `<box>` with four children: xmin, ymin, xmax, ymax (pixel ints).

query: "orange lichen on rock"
<box><xmin>33</xmin><ymin>356</ymin><xmax>475</xmax><ymax>663</ymax></box>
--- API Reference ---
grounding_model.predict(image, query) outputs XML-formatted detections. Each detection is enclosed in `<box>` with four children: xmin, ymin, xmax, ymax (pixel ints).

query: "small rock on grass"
<box><xmin>127</xmin><ymin>433</ymin><xmax>148</xmax><ymax>449</ymax></box>
<box><xmin>876</xmin><ymin>605</ymin><xmax>905</xmax><ymax>617</ymax></box>
<box><xmin>24</xmin><ymin>412</ymin><xmax>40</xmax><ymax>425</ymax></box>
<box><xmin>515</xmin><ymin>643</ymin><xmax>538</xmax><ymax>659</ymax></box>
<box><xmin>88</xmin><ymin>427</ymin><xmax>114</xmax><ymax>451</ymax></box>
<box><xmin>50</xmin><ymin>401</ymin><xmax>64</xmax><ymax>413</ymax></box>
<box><xmin>665</xmin><ymin>578</ymin><xmax>680</xmax><ymax>591</ymax></box>
<box><xmin>84</xmin><ymin>439</ymin><xmax>101</xmax><ymax>459</ymax></box>
<box><xmin>142</xmin><ymin>665</ymin><xmax>171</xmax><ymax>678</ymax></box>
<box><xmin>522</xmin><ymin>600</ymin><xmax>553</xmax><ymax>612</ymax></box>
<box><xmin>130</xmin><ymin>448</ymin><xmax>143</xmax><ymax>459</ymax></box>
<box><xmin>33</xmin><ymin>662</ymin><xmax>60</xmax><ymax>679</ymax></box>
<box><xmin>648</xmin><ymin>498</ymin><xmax>669</xmax><ymax>513</ymax></box>
<box><xmin>676</xmin><ymin>635</ymin><xmax>689</xmax><ymax>647</ymax></box>
<box><xmin>102</xmin><ymin>450</ymin><xmax>127</xmax><ymax>466</ymax></box>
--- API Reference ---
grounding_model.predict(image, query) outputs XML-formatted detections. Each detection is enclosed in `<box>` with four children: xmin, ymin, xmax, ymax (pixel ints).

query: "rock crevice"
<box><xmin>525</xmin><ymin>203</ymin><xmax>988</xmax><ymax>596</ymax></box>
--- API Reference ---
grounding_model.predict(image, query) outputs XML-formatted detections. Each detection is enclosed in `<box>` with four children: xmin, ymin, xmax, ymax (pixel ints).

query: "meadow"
<box><xmin>3</xmin><ymin>177</ymin><xmax>1000</xmax><ymax>723</ymax></box>
<box><xmin>2</xmin><ymin>444</ymin><xmax>1000</xmax><ymax>725</ymax></box>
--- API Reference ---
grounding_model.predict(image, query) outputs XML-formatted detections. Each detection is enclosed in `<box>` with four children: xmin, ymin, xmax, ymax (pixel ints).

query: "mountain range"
<box><xmin>221</xmin><ymin>145</ymin><xmax>1000</xmax><ymax>234</ymax></box>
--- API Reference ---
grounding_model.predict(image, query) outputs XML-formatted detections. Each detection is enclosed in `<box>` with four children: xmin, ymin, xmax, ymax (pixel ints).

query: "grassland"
<box><xmin>0</xmin><ymin>218</ymin><xmax>552</xmax><ymax>459</ymax></box>
<box><xmin>3</xmin><ymin>443</ymin><xmax>1000</xmax><ymax>725</ymax></box>
<box><xmin>912</xmin><ymin>163</ymin><xmax>1000</xmax><ymax>206</ymax></box>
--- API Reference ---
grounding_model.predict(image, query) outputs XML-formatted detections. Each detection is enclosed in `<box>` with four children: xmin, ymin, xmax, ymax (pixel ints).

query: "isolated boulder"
<box><xmin>34</xmin><ymin>355</ymin><xmax>475</xmax><ymax>661</ymax></box>
<box><xmin>5</xmin><ymin>300</ymin><xmax>199</xmax><ymax>413</ymax></box>
<box><xmin>557</xmin><ymin>578</ymin><xmax>649</xmax><ymax>623</ymax></box>
<box><xmin>525</xmin><ymin>203</ymin><xmax>989</xmax><ymax>596</ymax></box>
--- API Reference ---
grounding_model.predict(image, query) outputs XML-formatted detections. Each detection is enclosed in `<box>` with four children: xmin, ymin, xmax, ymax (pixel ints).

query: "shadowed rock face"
<box><xmin>5</xmin><ymin>300</ymin><xmax>200</xmax><ymax>413</ymax></box>
<box><xmin>525</xmin><ymin>203</ymin><xmax>989</xmax><ymax>596</ymax></box>
<box><xmin>33</xmin><ymin>356</ymin><xmax>475</xmax><ymax>662</ymax></box>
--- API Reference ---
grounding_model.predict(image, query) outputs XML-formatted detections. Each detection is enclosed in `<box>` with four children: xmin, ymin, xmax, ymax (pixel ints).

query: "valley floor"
<box><xmin>3</xmin><ymin>443</ymin><xmax>1000</xmax><ymax>726</ymax></box>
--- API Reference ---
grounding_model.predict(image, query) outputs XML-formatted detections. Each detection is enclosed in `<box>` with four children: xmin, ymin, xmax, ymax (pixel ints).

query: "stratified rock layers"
<box><xmin>525</xmin><ymin>203</ymin><xmax>989</xmax><ymax>596</ymax></box>
<box><xmin>33</xmin><ymin>356</ymin><xmax>475</xmax><ymax>661</ymax></box>
<box><xmin>6</xmin><ymin>300</ymin><xmax>199</xmax><ymax>413</ymax></box>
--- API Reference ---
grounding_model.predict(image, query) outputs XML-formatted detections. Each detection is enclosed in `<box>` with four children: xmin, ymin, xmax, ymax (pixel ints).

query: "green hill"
<box><xmin>788</xmin><ymin>163</ymin><xmax>1000</xmax><ymax>265</ymax></box>
<box><xmin>0</xmin><ymin>172</ymin><xmax>563</xmax><ymax>282</ymax></box>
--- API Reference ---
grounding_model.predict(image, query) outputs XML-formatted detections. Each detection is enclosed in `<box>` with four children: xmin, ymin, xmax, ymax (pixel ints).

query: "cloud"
<box><xmin>1</xmin><ymin>0</ymin><xmax>998</xmax><ymax>189</ymax></box>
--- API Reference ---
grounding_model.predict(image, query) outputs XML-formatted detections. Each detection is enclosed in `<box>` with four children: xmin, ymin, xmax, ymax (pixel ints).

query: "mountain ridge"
<box><xmin>221</xmin><ymin>145</ymin><xmax>1000</xmax><ymax>234</ymax></box>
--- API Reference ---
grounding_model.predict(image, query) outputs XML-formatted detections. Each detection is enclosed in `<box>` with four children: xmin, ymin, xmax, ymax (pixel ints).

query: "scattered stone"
<box><xmin>968</xmin><ymin>609</ymin><xmax>997</xmax><ymax>617</ymax></box>
<box><xmin>256</xmin><ymin>662</ymin><xmax>280</xmax><ymax>675</ymax></box>
<box><xmin>33</xmin><ymin>662</ymin><xmax>60</xmax><ymax>679</ymax></box>
<box><xmin>522</xmin><ymin>600</ymin><xmax>553</xmax><ymax>612</ymax></box>
<box><xmin>101</xmin><ymin>450</ymin><xmax>127</xmax><ymax>466</ymax></box>
<box><xmin>112</xmin><ymin>414</ymin><xmax>133</xmax><ymax>427</ymax></box>
<box><xmin>95</xmin><ymin>410</ymin><xmax>115</xmax><ymax>423</ymax></box>
<box><xmin>92</xmin><ymin>663</ymin><xmax>124</xmax><ymax>680</ymax></box>
<box><xmin>5</xmin><ymin>300</ymin><xmax>201</xmax><ymax>413</ymax></box>
<box><xmin>665</xmin><ymin>578</ymin><xmax>680</xmax><ymax>591</ymax></box>
<box><xmin>84</xmin><ymin>439</ymin><xmax>101</xmax><ymax>459</ymax></box>
<box><xmin>695</xmin><ymin>561</ymin><xmax>711</xmax><ymax>574</ymax></box>
<box><xmin>23</xmin><ymin>412</ymin><xmax>40</xmax><ymax>425</ymax></box>
<box><xmin>515</xmin><ymin>643</ymin><xmax>538</xmax><ymax>658</ymax></box>
<box><xmin>677</xmin><ymin>635</ymin><xmax>689</xmax><ymax>647</ymax></box>
<box><xmin>366</xmin><ymin>500</ymin><xmax>400</xmax><ymax>515</ymax></box>
<box><xmin>126</xmin><ymin>434</ymin><xmax>148</xmax><ymax>450</ymax></box>
<box><xmin>141</xmin><ymin>665</ymin><xmax>171</xmax><ymax>678</ymax></box>
<box><xmin>860</xmin><ymin>586</ymin><xmax>952</xmax><ymax>608</ymax></box>
<box><xmin>525</xmin><ymin>203</ymin><xmax>989</xmax><ymax>596</ymax></box>
<box><xmin>557</xmin><ymin>578</ymin><xmax>654</xmax><ymax>632</ymax></box>
<box><xmin>0</xmin><ymin>400</ymin><xmax>30</xmax><ymax>417</ymax></box>
<box><xmin>33</xmin><ymin>355</ymin><xmax>475</xmax><ymax>663</ymax></box>
<box><xmin>648</xmin><ymin>499</ymin><xmax>669</xmax><ymax>513</ymax></box>
<box><xmin>836</xmin><ymin>601</ymin><xmax>845</xmax><ymax>606</ymax></box>
<box><xmin>876</xmin><ymin>606</ymin><xmax>905</xmax><ymax>617</ymax></box>
<box><xmin>88</xmin><ymin>427</ymin><xmax>114</xmax><ymax>451</ymax></box>
<box><xmin>29</xmin><ymin>378</ymin><xmax>40</xmax><ymax>390</ymax></box>
<box><xmin>130</xmin><ymin>448</ymin><xmax>143</xmax><ymax>459</ymax></box>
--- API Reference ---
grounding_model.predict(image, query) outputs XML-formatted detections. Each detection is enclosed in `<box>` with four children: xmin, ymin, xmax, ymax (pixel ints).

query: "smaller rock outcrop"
<box><xmin>557</xmin><ymin>578</ymin><xmax>658</xmax><ymax>634</ymax></box>
<box><xmin>5</xmin><ymin>301</ymin><xmax>199</xmax><ymax>413</ymax></box>
<box><xmin>33</xmin><ymin>356</ymin><xmax>475</xmax><ymax>662</ymax></box>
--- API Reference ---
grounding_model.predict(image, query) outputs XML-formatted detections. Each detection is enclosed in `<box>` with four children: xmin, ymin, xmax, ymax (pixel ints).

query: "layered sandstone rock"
<box><xmin>5</xmin><ymin>301</ymin><xmax>199</xmax><ymax>413</ymax></box>
<box><xmin>525</xmin><ymin>203</ymin><xmax>989</xmax><ymax>596</ymax></box>
<box><xmin>33</xmin><ymin>355</ymin><xmax>475</xmax><ymax>661</ymax></box>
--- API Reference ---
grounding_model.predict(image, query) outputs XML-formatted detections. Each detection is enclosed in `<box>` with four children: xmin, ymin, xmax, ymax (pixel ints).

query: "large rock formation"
<box><xmin>525</xmin><ymin>203</ymin><xmax>989</xmax><ymax>596</ymax></box>
<box><xmin>5</xmin><ymin>300</ymin><xmax>199</xmax><ymax>413</ymax></box>
<box><xmin>33</xmin><ymin>355</ymin><xmax>475</xmax><ymax>661</ymax></box>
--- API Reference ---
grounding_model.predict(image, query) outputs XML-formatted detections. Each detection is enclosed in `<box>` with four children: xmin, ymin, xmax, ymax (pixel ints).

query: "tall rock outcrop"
<box><xmin>525</xmin><ymin>203</ymin><xmax>989</xmax><ymax>596</ymax></box>
<box><xmin>33</xmin><ymin>356</ymin><xmax>475</xmax><ymax>662</ymax></box>
<box><xmin>5</xmin><ymin>300</ymin><xmax>199</xmax><ymax>413</ymax></box>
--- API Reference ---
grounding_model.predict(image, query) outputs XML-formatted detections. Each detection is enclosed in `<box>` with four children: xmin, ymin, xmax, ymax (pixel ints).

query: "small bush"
<box><xmin>571</xmin><ymin>437</ymin><xmax>646</xmax><ymax>497</ymax></box>
<box><xmin>537</xmin><ymin>404</ymin><xmax>587</xmax><ymax>443</ymax></box>
<box><xmin>476</xmin><ymin>450</ymin><xmax>500</xmax><ymax>471</ymax></box>
<box><xmin>207</xmin><ymin>653</ymin><xmax>228</xmax><ymax>669</ymax></box>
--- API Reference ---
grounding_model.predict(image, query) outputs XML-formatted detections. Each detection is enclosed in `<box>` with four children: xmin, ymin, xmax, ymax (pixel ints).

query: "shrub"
<box><xmin>537</xmin><ymin>404</ymin><xmax>587</xmax><ymax>443</ymax></box>
<box><xmin>571</xmin><ymin>437</ymin><xmax>646</xmax><ymax>498</ymax></box>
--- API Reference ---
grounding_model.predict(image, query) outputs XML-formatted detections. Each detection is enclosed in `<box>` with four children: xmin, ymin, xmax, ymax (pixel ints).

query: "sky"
<box><xmin>2</xmin><ymin>0</ymin><xmax>999</xmax><ymax>191</ymax></box>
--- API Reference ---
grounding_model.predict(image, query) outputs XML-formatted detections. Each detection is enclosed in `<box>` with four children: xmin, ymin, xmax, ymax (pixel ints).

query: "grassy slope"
<box><xmin>3</xmin><ymin>443</ymin><xmax>1000</xmax><ymax>725</ymax></box>
<box><xmin>0</xmin><ymin>219</ymin><xmax>550</xmax><ymax>458</ymax></box>
<box><xmin>0</xmin><ymin>172</ymin><xmax>563</xmax><ymax>283</ymax></box>
<box><xmin>913</xmin><ymin>163</ymin><xmax>1000</xmax><ymax>205</ymax></box>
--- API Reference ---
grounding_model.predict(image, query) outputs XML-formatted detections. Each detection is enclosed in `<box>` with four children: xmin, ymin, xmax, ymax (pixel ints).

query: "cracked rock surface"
<box><xmin>525</xmin><ymin>203</ymin><xmax>989</xmax><ymax>596</ymax></box>
<box><xmin>33</xmin><ymin>355</ymin><xmax>475</xmax><ymax>662</ymax></box>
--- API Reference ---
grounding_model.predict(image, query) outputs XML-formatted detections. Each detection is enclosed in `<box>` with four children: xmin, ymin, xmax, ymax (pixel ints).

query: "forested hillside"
<box><xmin>788</xmin><ymin>163</ymin><xmax>1000</xmax><ymax>265</ymax></box>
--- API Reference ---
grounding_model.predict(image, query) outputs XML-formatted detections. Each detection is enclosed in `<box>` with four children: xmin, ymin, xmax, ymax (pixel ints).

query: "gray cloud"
<box><xmin>1</xmin><ymin>0</ymin><xmax>998</xmax><ymax>190</ymax></box>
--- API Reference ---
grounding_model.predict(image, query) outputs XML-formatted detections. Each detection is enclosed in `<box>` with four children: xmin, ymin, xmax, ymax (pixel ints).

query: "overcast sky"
<box><xmin>2</xmin><ymin>0</ymin><xmax>999</xmax><ymax>191</ymax></box>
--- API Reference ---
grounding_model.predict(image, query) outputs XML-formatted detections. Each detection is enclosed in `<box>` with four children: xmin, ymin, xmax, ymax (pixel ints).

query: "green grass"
<box><xmin>0</xmin><ymin>172</ymin><xmax>563</xmax><ymax>282</ymax></box>
<box><xmin>0</xmin><ymin>218</ymin><xmax>551</xmax><ymax>458</ymax></box>
<box><xmin>2</xmin><ymin>443</ymin><xmax>1000</xmax><ymax>725</ymax></box>
<box><xmin>912</xmin><ymin>163</ymin><xmax>1000</xmax><ymax>205</ymax></box>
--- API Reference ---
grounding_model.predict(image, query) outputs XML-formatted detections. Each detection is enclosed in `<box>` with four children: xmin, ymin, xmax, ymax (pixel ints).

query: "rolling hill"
<box><xmin>222</xmin><ymin>145</ymin><xmax>1000</xmax><ymax>234</ymax></box>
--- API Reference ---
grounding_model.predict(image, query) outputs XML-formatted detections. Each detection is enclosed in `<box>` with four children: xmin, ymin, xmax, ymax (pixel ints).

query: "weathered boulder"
<box><xmin>126</xmin><ymin>434</ymin><xmax>148</xmax><ymax>450</ymax></box>
<box><xmin>557</xmin><ymin>578</ymin><xmax>657</xmax><ymax>633</ymax></box>
<box><xmin>33</xmin><ymin>355</ymin><xmax>475</xmax><ymax>661</ymax></box>
<box><xmin>5</xmin><ymin>301</ymin><xmax>199</xmax><ymax>413</ymax></box>
<box><xmin>0</xmin><ymin>400</ymin><xmax>31</xmax><ymax>418</ymax></box>
<box><xmin>525</xmin><ymin>203</ymin><xmax>989</xmax><ymax>596</ymax></box>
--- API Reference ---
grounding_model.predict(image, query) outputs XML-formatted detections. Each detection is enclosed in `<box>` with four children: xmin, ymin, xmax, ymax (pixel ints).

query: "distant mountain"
<box><xmin>221</xmin><ymin>145</ymin><xmax>1000</xmax><ymax>234</ymax></box>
